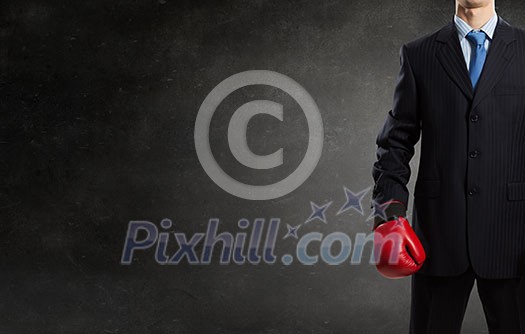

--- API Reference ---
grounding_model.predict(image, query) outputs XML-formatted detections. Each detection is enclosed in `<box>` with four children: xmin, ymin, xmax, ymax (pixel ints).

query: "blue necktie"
<box><xmin>466</xmin><ymin>30</ymin><xmax>487</xmax><ymax>89</ymax></box>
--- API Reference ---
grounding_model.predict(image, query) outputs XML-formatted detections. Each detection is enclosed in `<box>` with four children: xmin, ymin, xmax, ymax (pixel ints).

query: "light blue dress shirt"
<box><xmin>454</xmin><ymin>13</ymin><xmax>498</xmax><ymax>70</ymax></box>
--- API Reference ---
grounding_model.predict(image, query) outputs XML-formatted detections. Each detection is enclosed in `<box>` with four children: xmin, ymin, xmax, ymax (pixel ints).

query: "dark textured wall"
<box><xmin>2</xmin><ymin>0</ymin><xmax>525</xmax><ymax>333</ymax></box>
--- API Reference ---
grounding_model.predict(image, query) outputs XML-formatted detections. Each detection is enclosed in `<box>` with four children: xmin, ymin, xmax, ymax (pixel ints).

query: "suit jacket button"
<box><xmin>469</xmin><ymin>150</ymin><xmax>480</xmax><ymax>158</ymax></box>
<box><xmin>470</xmin><ymin>114</ymin><xmax>479</xmax><ymax>122</ymax></box>
<box><xmin>468</xmin><ymin>188</ymin><xmax>478</xmax><ymax>196</ymax></box>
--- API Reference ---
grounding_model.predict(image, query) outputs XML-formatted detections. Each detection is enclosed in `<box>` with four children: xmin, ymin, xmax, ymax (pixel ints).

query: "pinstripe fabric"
<box><xmin>372</xmin><ymin>16</ymin><xmax>525</xmax><ymax>279</ymax></box>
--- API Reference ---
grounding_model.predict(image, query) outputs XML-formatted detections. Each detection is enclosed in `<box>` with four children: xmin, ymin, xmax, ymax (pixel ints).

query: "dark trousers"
<box><xmin>409</xmin><ymin>265</ymin><xmax>525</xmax><ymax>334</ymax></box>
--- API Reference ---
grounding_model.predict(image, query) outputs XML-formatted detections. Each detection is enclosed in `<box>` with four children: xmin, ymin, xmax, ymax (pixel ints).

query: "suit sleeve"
<box><xmin>372</xmin><ymin>44</ymin><xmax>421</xmax><ymax>225</ymax></box>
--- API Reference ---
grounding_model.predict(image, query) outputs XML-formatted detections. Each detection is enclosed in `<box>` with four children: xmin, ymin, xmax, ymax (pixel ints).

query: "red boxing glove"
<box><xmin>373</xmin><ymin>217</ymin><xmax>426</xmax><ymax>279</ymax></box>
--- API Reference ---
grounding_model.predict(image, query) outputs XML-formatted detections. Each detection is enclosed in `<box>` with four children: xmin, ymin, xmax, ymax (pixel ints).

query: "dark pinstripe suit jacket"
<box><xmin>372</xmin><ymin>16</ymin><xmax>525</xmax><ymax>279</ymax></box>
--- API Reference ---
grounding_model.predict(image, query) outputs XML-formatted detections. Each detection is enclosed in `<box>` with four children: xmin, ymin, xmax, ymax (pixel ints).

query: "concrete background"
<box><xmin>2</xmin><ymin>0</ymin><xmax>525</xmax><ymax>333</ymax></box>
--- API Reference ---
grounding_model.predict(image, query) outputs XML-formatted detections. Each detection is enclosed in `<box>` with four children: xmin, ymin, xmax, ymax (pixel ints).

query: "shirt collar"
<box><xmin>454</xmin><ymin>12</ymin><xmax>498</xmax><ymax>41</ymax></box>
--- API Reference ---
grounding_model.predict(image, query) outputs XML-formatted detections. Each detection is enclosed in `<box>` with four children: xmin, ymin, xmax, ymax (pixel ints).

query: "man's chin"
<box><xmin>458</xmin><ymin>0</ymin><xmax>492</xmax><ymax>9</ymax></box>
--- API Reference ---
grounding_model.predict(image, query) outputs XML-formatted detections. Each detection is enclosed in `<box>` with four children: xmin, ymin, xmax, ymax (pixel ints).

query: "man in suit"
<box><xmin>371</xmin><ymin>0</ymin><xmax>525</xmax><ymax>333</ymax></box>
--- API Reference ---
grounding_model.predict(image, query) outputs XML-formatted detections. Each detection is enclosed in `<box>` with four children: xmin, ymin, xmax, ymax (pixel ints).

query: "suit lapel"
<box><xmin>436</xmin><ymin>22</ymin><xmax>473</xmax><ymax>100</ymax></box>
<box><xmin>471</xmin><ymin>17</ymin><xmax>516</xmax><ymax>110</ymax></box>
<box><xmin>435</xmin><ymin>17</ymin><xmax>516</xmax><ymax>108</ymax></box>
